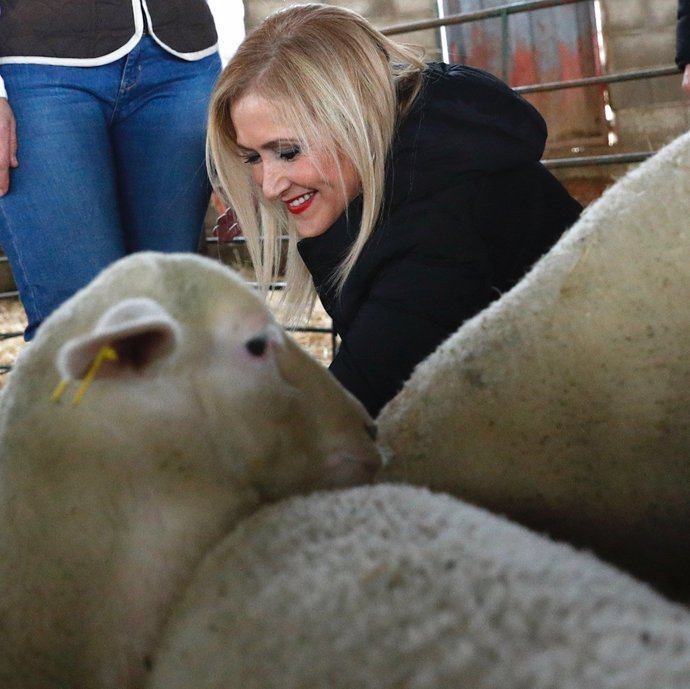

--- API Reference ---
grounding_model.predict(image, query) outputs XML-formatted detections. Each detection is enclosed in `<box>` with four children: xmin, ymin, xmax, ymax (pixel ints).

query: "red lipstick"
<box><xmin>285</xmin><ymin>192</ymin><xmax>315</xmax><ymax>215</ymax></box>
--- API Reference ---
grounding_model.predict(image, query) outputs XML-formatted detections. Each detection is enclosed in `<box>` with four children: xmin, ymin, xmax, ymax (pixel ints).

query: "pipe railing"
<box><xmin>515</xmin><ymin>65</ymin><xmax>679</xmax><ymax>94</ymax></box>
<box><xmin>381</xmin><ymin>0</ymin><xmax>583</xmax><ymax>36</ymax></box>
<box><xmin>381</xmin><ymin>1</ymin><xmax>675</xmax><ymax>169</ymax></box>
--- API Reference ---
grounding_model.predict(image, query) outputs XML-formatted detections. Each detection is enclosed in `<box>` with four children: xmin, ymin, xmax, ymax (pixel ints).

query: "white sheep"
<box><xmin>377</xmin><ymin>130</ymin><xmax>690</xmax><ymax>596</ymax></box>
<box><xmin>145</xmin><ymin>483</ymin><xmax>690</xmax><ymax>689</ymax></box>
<box><xmin>0</xmin><ymin>251</ymin><xmax>381</xmax><ymax>689</ymax></box>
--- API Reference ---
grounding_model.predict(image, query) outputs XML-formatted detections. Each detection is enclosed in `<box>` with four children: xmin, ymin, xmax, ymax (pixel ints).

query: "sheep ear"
<box><xmin>56</xmin><ymin>297</ymin><xmax>181</xmax><ymax>381</ymax></box>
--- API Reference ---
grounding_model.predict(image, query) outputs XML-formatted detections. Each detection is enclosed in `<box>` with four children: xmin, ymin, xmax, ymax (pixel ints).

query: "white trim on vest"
<box><xmin>141</xmin><ymin>0</ymin><xmax>219</xmax><ymax>61</ymax></box>
<box><xmin>0</xmin><ymin>0</ymin><xmax>218</xmax><ymax>67</ymax></box>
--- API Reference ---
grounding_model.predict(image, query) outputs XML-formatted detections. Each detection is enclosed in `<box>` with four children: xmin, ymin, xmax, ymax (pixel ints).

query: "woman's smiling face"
<box><xmin>231</xmin><ymin>92</ymin><xmax>361</xmax><ymax>239</ymax></box>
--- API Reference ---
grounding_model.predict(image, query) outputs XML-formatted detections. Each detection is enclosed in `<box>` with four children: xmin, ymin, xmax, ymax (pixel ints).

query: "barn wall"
<box><xmin>599</xmin><ymin>0</ymin><xmax>689</xmax><ymax>150</ymax></box>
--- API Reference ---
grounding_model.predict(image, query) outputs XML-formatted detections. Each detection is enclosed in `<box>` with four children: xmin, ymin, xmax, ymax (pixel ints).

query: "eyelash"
<box><xmin>279</xmin><ymin>146</ymin><xmax>301</xmax><ymax>161</ymax></box>
<box><xmin>241</xmin><ymin>146</ymin><xmax>301</xmax><ymax>165</ymax></box>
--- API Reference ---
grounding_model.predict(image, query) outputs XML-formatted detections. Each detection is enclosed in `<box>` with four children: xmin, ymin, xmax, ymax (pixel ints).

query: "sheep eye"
<box><xmin>245</xmin><ymin>336</ymin><xmax>268</xmax><ymax>357</ymax></box>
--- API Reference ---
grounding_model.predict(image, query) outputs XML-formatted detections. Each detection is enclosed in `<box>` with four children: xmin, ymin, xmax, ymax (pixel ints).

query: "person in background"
<box><xmin>208</xmin><ymin>3</ymin><xmax>582</xmax><ymax>417</ymax></box>
<box><xmin>0</xmin><ymin>0</ymin><xmax>243</xmax><ymax>341</ymax></box>
<box><xmin>676</xmin><ymin>0</ymin><xmax>690</xmax><ymax>95</ymax></box>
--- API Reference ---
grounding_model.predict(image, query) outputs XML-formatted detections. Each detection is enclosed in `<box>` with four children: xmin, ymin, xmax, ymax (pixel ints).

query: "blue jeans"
<box><xmin>0</xmin><ymin>37</ymin><xmax>221</xmax><ymax>339</ymax></box>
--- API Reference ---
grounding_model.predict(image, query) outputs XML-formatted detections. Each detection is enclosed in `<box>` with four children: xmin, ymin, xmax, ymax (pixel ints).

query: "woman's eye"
<box><xmin>242</xmin><ymin>153</ymin><xmax>261</xmax><ymax>165</ymax></box>
<box><xmin>278</xmin><ymin>147</ymin><xmax>301</xmax><ymax>162</ymax></box>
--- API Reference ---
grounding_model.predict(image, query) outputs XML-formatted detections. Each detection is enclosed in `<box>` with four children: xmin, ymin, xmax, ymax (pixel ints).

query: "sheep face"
<box><xmin>0</xmin><ymin>252</ymin><xmax>380</xmax><ymax>689</ymax></box>
<box><xmin>16</xmin><ymin>252</ymin><xmax>381</xmax><ymax>501</ymax></box>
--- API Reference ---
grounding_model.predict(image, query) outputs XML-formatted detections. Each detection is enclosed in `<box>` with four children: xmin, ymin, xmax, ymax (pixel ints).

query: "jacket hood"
<box><xmin>298</xmin><ymin>62</ymin><xmax>548</xmax><ymax>289</ymax></box>
<box><xmin>384</xmin><ymin>62</ymin><xmax>547</xmax><ymax>211</ymax></box>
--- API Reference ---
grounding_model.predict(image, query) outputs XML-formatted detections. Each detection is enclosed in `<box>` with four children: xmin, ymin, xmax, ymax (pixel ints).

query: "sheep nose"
<box><xmin>324</xmin><ymin>448</ymin><xmax>383</xmax><ymax>488</ymax></box>
<box><xmin>365</xmin><ymin>422</ymin><xmax>377</xmax><ymax>441</ymax></box>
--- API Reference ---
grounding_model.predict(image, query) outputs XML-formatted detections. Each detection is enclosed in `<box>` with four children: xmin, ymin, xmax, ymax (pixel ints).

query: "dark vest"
<box><xmin>0</xmin><ymin>0</ymin><xmax>217</xmax><ymax>60</ymax></box>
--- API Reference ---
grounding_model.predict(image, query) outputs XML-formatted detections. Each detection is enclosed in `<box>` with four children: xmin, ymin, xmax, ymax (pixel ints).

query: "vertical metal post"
<box><xmin>501</xmin><ymin>7</ymin><xmax>510</xmax><ymax>81</ymax></box>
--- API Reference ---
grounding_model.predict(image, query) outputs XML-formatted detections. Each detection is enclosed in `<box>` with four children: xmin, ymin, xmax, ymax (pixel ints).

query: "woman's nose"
<box><xmin>260</xmin><ymin>161</ymin><xmax>289</xmax><ymax>200</ymax></box>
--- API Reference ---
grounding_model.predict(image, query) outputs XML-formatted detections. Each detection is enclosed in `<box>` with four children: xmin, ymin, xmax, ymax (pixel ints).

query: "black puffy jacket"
<box><xmin>298</xmin><ymin>63</ymin><xmax>582</xmax><ymax>416</ymax></box>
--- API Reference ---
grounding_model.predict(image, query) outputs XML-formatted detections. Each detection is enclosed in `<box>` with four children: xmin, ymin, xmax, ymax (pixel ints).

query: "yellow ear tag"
<box><xmin>50</xmin><ymin>378</ymin><xmax>69</xmax><ymax>404</ymax></box>
<box><xmin>51</xmin><ymin>345</ymin><xmax>119</xmax><ymax>406</ymax></box>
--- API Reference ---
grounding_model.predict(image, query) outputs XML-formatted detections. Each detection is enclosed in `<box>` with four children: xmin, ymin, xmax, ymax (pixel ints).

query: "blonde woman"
<box><xmin>208</xmin><ymin>3</ymin><xmax>581</xmax><ymax>416</ymax></box>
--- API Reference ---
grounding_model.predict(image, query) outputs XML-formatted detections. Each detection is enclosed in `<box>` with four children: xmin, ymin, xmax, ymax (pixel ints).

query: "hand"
<box><xmin>212</xmin><ymin>206</ymin><xmax>241</xmax><ymax>243</ymax></box>
<box><xmin>682</xmin><ymin>64</ymin><xmax>690</xmax><ymax>96</ymax></box>
<box><xmin>0</xmin><ymin>98</ymin><xmax>18</xmax><ymax>196</ymax></box>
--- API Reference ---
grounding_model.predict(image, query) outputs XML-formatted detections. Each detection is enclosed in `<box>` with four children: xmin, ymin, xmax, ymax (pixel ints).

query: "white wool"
<box><xmin>146</xmin><ymin>484</ymin><xmax>690</xmax><ymax>689</ymax></box>
<box><xmin>0</xmin><ymin>252</ymin><xmax>380</xmax><ymax>689</ymax></box>
<box><xmin>377</xmin><ymin>131</ymin><xmax>690</xmax><ymax>595</ymax></box>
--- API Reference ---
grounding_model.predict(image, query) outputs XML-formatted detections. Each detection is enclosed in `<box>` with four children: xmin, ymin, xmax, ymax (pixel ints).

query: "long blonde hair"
<box><xmin>207</xmin><ymin>3</ymin><xmax>426</xmax><ymax>322</ymax></box>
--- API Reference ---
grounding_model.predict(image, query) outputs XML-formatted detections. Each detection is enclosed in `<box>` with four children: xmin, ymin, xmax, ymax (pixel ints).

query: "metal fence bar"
<box><xmin>544</xmin><ymin>151</ymin><xmax>653</xmax><ymax>168</ymax></box>
<box><xmin>381</xmin><ymin>0</ymin><xmax>584</xmax><ymax>36</ymax></box>
<box><xmin>500</xmin><ymin>8</ymin><xmax>510</xmax><ymax>81</ymax></box>
<box><xmin>516</xmin><ymin>65</ymin><xmax>679</xmax><ymax>94</ymax></box>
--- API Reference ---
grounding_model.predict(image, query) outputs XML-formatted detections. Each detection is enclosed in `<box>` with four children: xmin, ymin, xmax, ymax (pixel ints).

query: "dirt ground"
<box><xmin>279</xmin><ymin>300</ymin><xmax>337</xmax><ymax>368</ymax></box>
<box><xmin>0</xmin><ymin>299</ymin><xmax>27</xmax><ymax>384</ymax></box>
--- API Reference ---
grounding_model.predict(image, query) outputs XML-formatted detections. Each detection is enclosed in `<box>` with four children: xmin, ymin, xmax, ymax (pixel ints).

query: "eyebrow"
<box><xmin>236</xmin><ymin>139</ymin><xmax>300</xmax><ymax>153</ymax></box>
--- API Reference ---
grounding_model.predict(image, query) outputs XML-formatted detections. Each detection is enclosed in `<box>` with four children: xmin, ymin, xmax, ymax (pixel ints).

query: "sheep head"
<box><xmin>0</xmin><ymin>252</ymin><xmax>380</xmax><ymax>689</ymax></box>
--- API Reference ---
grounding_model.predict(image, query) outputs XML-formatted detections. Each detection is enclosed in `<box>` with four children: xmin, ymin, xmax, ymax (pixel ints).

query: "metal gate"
<box><xmin>438</xmin><ymin>0</ymin><xmax>608</xmax><ymax>149</ymax></box>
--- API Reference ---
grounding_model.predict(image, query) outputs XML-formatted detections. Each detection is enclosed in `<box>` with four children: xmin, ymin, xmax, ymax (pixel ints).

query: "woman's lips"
<box><xmin>285</xmin><ymin>192</ymin><xmax>316</xmax><ymax>215</ymax></box>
